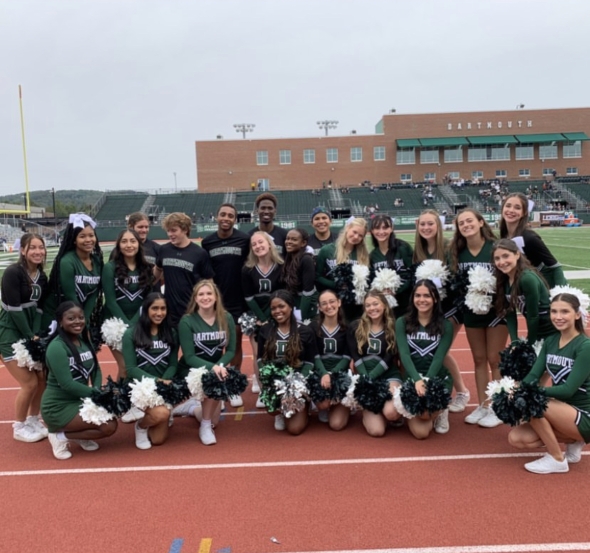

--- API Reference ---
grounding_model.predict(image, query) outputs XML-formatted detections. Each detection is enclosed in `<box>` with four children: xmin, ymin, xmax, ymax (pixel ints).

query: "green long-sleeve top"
<box><xmin>309</xmin><ymin>321</ymin><xmax>351</xmax><ymax>377</ymax></box>
<box><xmin>316</xmin><ymin>243</ymin><xmax>364</xmax><ymax>293</ymax></box>
<box><xmin>524</xmin><ymin>333</ymin><xmax>590</xmax><ymax>411</ymax></box>
<box><xmin>0</xmin><ymin>263</ymin><xmax>47</xmax><ymax>339</ymax></box>
<box><xmin>396</xmin><ymin>317</ymin><xmax>453</xmax><ymax>388</ymax></box>
<box><xmin>122</xmin><ymin>326</ymin><xmax>179</xmax><ymax>380</ymax></box>
<box><xmin>290</xmin><ymin>254</ymin><xmax>318</xmax><ymax>321</ymax></box>
<box><xmin>177</xmin><ymin>311</ymin><xmax>236</xmax><ymax>377</ymax></box>
<box><xmin>369</xmin><ymin>240</ymin><xmax>414</xmax><ymax>294</ymax></box>
<box><xmin>504</xmin><ymin>269</ymin><xmax>556</xmax><ymax>345</ymax></box>
<box><xmin>102</xmin><ymin>261</ymin><xmax>146</xmax><ymax>325</ymax></box>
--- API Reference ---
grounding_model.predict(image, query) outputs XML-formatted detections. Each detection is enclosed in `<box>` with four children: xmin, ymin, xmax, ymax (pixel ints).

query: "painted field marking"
<box><xmin>168</xmin><ymin>538</ymin><xmax>184</xmax><ymax>553</ymax></box>
<box><xmin>199</xmin><ymin>538</ymin><xmax>212</xmax><ymax>553</ymax></box>
<box><xmin>280</xmin><ymin>544</ymin><xmax>590</xmax><ymax>553</ymax></box>
<box><xmin>1</xmin><ymin>451</ymin><xmax>587</xmax><ymax>478</ymax></box>
<box><xmin>0</xmin><ymin>387</ymin><xmax>19</xmax><ymax>391</ymax></box>
<box><xmin>234</xmin><ymin>407</ymin><xmax>244</xmax><ymax>421</ymax></box>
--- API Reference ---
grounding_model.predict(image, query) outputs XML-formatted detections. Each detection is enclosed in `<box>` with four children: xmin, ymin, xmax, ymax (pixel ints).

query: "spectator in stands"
<box><xmin>248</xmin><ymin>192</ymin><xmax>289</xmax><ymax>256</ymax></box>
<box><xmin>153</xmin><ymin>212</ymin><xmax>214</xmax><ymax>327</ymax></box>
<box><xmin>127</xmin><ymin>212</ymin><xmax>160</xmax><ymax>267</ymax></box>
<box><xmin>201</xmin><ymin>203</ymin><xmax>250</xmax><ymax>406</ymax></box>
<box><xmin>308</xmin><ymin>207</ymin><xmax>336</xmax><ymax>256</ymax></box>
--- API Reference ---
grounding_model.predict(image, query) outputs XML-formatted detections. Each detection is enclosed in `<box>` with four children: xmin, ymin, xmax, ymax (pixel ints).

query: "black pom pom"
<box><xmin>424</xmin><ymin>377</ymin><xmax>452</xmax><ymax>413</ymax></box>
<box><xmin>499</xmin><ymin>341</ymin><xmax>537</xmax><ymax>381</ymax></box>
<box><xmin>224</xmin><ymin>368</ymin><xmax>248</xmax><ymax>397</ymax></box>
<box><xmin>399</xmin><ymin>379</ymin><xmax>426</xmax><ymax>416</ymax></box>
<box><xmin>23</xmin><ymin>330</ymin><xmax>52</xmax><ymax>363</ymax></box>
<box><xmin>448</xmin><ymin>268</ymin><xmax>469</xmax><ymax>312</ymax></box>
<box><xmin>156</xmin><ymin>376</ymin><xmax>191</xmax><ymax>407</ymax></box>
<box><xmin>200</xmin><ymin>368</ymin><xmax>249</xmax><ymax>401</ymax></box>
<box><xmin>91</xmin><ymin>376</ymin><xmax>131</xmax><ymax>416</ymax></box>
<box><xmin>353</xmin><ymin>375</ymin><xmax>392</xmax><ymax>414</ymax></box>
<box><xmin>89</xmin><ymin>325</ymin><xmax>103</xmax><ymax>352</ymax></box>
<box><xmin>491</xmin><ymin>389</ymin><xmax>522</xmax><ymax>426</ymax></box>
<box><xmin>308</xmin><ymin>371</ymin><xmax>351</xmax><ymax>404</ymax></box>
<box><xmin>512</xmin><ymin>381</ymin><xmax>548</xmax><ymax>422</ymax></box>
<box><xmin>330</xmin><ymin>263</ymin><xmax>356</xmax><ymax>304</ymax></box>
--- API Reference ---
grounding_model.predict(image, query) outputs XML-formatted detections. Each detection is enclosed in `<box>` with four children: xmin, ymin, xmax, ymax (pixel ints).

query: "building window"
<box><xmin>542</xmin><ymin>168</ymin><xmax>554</xmax><ymax>176</ymax></box>
<box><xmin>539</xmin><ymin>144</ymin><xmax>558</xmax><ymax>159</ymax></box>
<box><xmin>420</xmin><ymin>148</ymin><xmax>439</xmax><ymax>164</ymax></box>
<box><xmin>495</xmin><ymin>169</ymin><xmax>507</xmax><ymax>178</ymax></box>
<box><xmin>326</xmin><ymin>148</ymin><xmax>338</xmax><ymax>163</ymax></box>
<box><xmin>563</xmin><ymin>141</ymin><xmax>582</xmax><ymax>158</ymax></box>
<box><xmin>566</xmin><ymin>167</ymin><xmax>578</xmax><ymax>175</ymax></box>
<box><xmin>424</xmin><ymin>172</ymin><xmax>436</xmax><ymax>182</ymax></box>
<box><xmin>448</xmin><ymin>171</ymin><xmax>460</xmax><ymax>179</ymax></box>
<box><xmin>257</xmin><ymin>178</ymin><xmax>270</xmax><ymax>191</ymax></box>
<box><xmin>350</xmin><ymin>147</ymin><xmax>363</xmax><ymax>162</ymax></box>
<box><xmin>519</xmin><ymin>169</ymin><xmax>530</xmax><ymax>177</ymax></box>
<box><xmin>472</xmin><ymin>170</ymin><xmax>483</xmax><ymax>179</ymax></box>
<box><xmin>468</xmin><ymin>145</ymin><xmax>510</xmax><ymax>161</ymax></box>
<box><xmin>373</xmin><ymin>146</ymin><xmax>386</xmax><ymax>161</ymax></box>
<box><xmin>400</xmin><ymin>173</ymin><xmax>412</xmax><ymax>182</ymax></box>
<box><xmin>279</xmin><ymin>150</ymin><xmax>291</xmax><ymax>165</ymax></box>
<box><xmin>303</xmin><ymin>149</ymin><xmax>315</xmax><ymax>164</ymax></box>
<box><xmin>491</xmin><ymin>145</ymin><xmax>510</xmax><ymax>161</ymax></box>
<box><xmin>515</xmin><ymin>144</ymin><xmax>534</xmax><ymax>160</ymax></box>
<box><xmin>396</xmin><ymin>148</ymin><xmax>415</xmax><ymax>164</ymax></box>
<box><xmin>256</xmin><ymin>151</ymin><xmax>268</xmax><ymax>166</ymax></box>
<box><xmin>444</xmin><ymin>147</ymin><xmax>463</xmax><ymax>163</ymax></box>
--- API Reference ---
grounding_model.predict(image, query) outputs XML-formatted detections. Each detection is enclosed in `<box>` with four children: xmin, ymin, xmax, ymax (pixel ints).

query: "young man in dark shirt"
<box><xmin>307</xmin><ymin>206</ymin><xmax>337</xmax><ymax>256</ymax></box>
<box><xmin>247</xmin><ymin>192</ymin><xmax>289</xmax><ymax>256</ymax></box>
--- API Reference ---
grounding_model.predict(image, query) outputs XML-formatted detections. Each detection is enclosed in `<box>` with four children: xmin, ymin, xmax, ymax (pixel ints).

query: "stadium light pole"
<box><xmin>317</xmin><ymin>120</ymin><xmax>338</xmax><ymax>136</ymax></box>
<box><xmin>516</xmin><ymin>103</ymin><xmax>525</xmax><ymax>109</ymax></box>
<box><xmin>51</xmin><ymin>187</ymin><xmax>58</xmax><ymax>244</ymax></box>
<box><xmin>173</xmin><ymin>172</ymin><xmax>177</xmax><ymax>192</ymax></box>
<box><xmin>234</xmin><ymin>123</ymin><xmax>255</xmax><ymax>139</ymax></box>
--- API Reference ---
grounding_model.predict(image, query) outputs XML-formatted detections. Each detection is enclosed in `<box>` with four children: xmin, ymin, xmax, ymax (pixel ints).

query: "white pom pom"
<box><xmin>129</xmin><ymin>377</ymin><xmax>165</xmax><ymax>410</ymax></box>
<box><xmin>12</xmin><ymin>340</ymin><xmax>42</xmax><ymax>371</ymax></box>
<box><xmin>341</xmin><ymin>371</ymin><xmax>361</xmax><ymax>410</ymax></box>
<box><xmin>467</xmin><ymin>265</ymin><xmax>496</xmax><ymax>294</ymax></box>
<box><xmin>392</xmin><ymin>386</ymin><xmax>415</xmax><ymax>419</ymax></box>
<box><xmin>415</xmin><ymin>260</ymin><xmax>450</xmax><ymax>299</ymax></box>
<box><xmin>352</xmin><ymin>264</ymin><xmax>370</xmax><ymax>305</ymax></box>
<box><xmin>371</xmin><ymin>268</ymin><xmax>402</xmax><ymax>294</ymax></box>
<box><xmin>79</xmin><ymin>397</ymin><xmax>115</xmax><ymax>425</ymax></box>
<box><xmin>485</xmin><ymin>377</ymin><xmax>516</xmax><ymax>402</ymax></box>
<box><xmin>101</xmin><ymin>317</ymin><xmax>129</xmax><ymax>351</ymax></box>
<box><xmin>532</xmin><ymin>339</ymin><xmax>544</xmax><ymax>357</ymax></box>
<box><xmin>465</xmin><ymin>291</ymin><xmax>493</xmax><ymax>315</ymax></box>
<box><xmin>384</xmin><ymin>294</ymin><xmax>398</xmax><ymax>308</ymax></box>
<box><xmin>550</xmin><ymin>285</ymin><xmax>590</xmax><ymax>313</ymax></box>
<box><xmin>185</xmin><ymin>367</ymin><xmax>207</xmax><ymax>401</ymax></box>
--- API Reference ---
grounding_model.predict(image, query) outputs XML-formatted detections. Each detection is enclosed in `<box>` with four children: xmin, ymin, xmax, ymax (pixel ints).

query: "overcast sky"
<box><xmin>2</xmin><ymin>0</ymin><xmax>589</xmax><ymax>193</ymax></box>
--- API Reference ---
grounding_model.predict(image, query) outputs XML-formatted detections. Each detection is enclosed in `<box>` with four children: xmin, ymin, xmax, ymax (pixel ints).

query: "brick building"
<box><xmin>195</xmin><ymin>108</ymin><xmax>590</xmax><ymax>192</ymax></box>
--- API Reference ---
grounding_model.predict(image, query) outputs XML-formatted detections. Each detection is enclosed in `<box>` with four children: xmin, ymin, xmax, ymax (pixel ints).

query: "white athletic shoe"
<box><xmin>434</xmin><ymin>409</ymin><xmax>450</xmax><ymax>434</ymax></box>
<box><xmin>121</xmin><ymin>406</ymin><xmax>145</xmax><ymax>423</ymax></box>
<box><xmin>48</xmin><ymin>433</ymin><xmax>72</xmax><ymax>460</ymax></box>
<box><xmin>134</xmin><ymin>422</ymin><xmax>152</xmax><ymax>450</ymax></box>
<box><xmin>13</xmin><ymin>421</ymin><xmax>45</xmax><ymax>443</ymax></box>
<box><xmin>229</xmin><ymin>395</ymin><xmax>244</xmax><ymax>408</ymax></box>
<box><xmin>73</xmin><ymin>439</ymin><xmax>100</xmax><ymax>451</ymax></box>
<box><xmin>524</xmin><ymin>453</ymin><xmax>569</xmax><ymax>474</ymax></box>
<box><xmin>464</xmin><ymin>405</ymin><xmax>488</xmax><ymax>425</ymax></box>
<box><xmin>251</xmin><ymin>375</ymin><xmax>261</xmax><ymax>394</ymax></box>
<box><xmin>565</xmin><ymin>441</ymin><xmax>586</xmax><ymax>464</ymax></box>
<box><xmin>448</xmin><ymin>390</ymin><xmax>470</xmax><ymax>413</ymax></box>
<box><xmin>255</xmin><ymin>397</ymin><xmax>266</xmax><ymax>409</ymax></box>
<box><xmin>318</xmin><ymin>409</ymin><xmax>329</xmax><ymax>423</ymax></box>
<box><xmin>478</xmin><ymin>409</ymin><xmax>503</xmax><ymax>428</ymax></box>
<box><xmin>25</xmin><ymin>415</ymin><xmax>49</xmax><ymax>438</ymax></box>
<box><xmin>172</xmin><ymin>398</ymin><xmax>200</xmax><ymax>417</ymax></box>
<box><xmin>199</xmin><ymin>425</ymin><xmax>217</xmax><ymax>445</ymax></box>
<box><xmin>274</xmin><ymin>414</ymin><xmax>286</xmax><ymax>431</ymax></box>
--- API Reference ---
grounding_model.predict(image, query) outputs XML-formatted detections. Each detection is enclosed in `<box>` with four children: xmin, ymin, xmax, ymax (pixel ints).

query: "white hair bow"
<box><xmin>69</xmin><ymin>213</ymin><xmax>96</xmax><ymax>229</ymax></box>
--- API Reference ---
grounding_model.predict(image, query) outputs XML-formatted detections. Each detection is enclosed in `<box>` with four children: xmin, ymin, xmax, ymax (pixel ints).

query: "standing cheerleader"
<box><xmin>42</xmin><ymin>214</ymin><xmax>103</xmax><ymax>336</ymax></box>
<box><xmin>369</xmin><ymin>214</ymin><xmax>414</xmax><ymax>317</ymax></box>
<box><xmin>508</xmin><ymin>293</ymin><xmax>589</xmax><ymax>474</ymax></box>
<box><xmin>122</xmin><ymin>293</ymin><xmax>179</xmax><ymax>450</ymax></box>
<box><xmin>127</xmin><ymin>212</ymin><xmax>160</xmax><ymax>267</ymax></box>
<box><xmin>396</xmin><ymin>280</ymin><xmax>454</xmax><ymax>439</ymax></box>
<box><xmin>492</xmin><ymin>238</ymin><xmax>556</xmax><ymax>346</ymax></box>
<box><xmin>257</xmin><ymin>290</ymin><xmax>318</xmax><ymax>434</ymax></box>
<box><xmin>347</xmin><ymin>290</ymin><xmax>402</xmax><ymax>437</ymax></box>
<box><xmin>499</xmin><ymin>193</ymin><xmax>566</xmax><ymax>287</ymax></box>
<box><xmin>0</xmin><ymin>233</ymin><xmax>48</xmax><ymax>442</ymax></box>
<box><xmin>450</xmin><ymin>209</ymin><xmax>508</xmax><ymax>428</ymax></box>
<box><xmin>41</xmin><ymin>301</ymin><xmax>117</xmax><ymax>460</ymax></box>
<box><xmin>102</xmin><ymin>229</ymin><xmax>153</xmax><ymax>380</ymax></box>
<box><xmin>316</xmin><ymin>217</ymin><xmax>369</xmax><ymax>321</ymax></box>
<box><xmin>281</xmin><ymin>228</ymin><xmax>318</xmax><ymax>321</ymax></box>
<box><xmin>309</xmin><ymin>289</ymin><xmax>351</xmax><ymax>430</ymax></box>
<box><xmin>241</xmin><ymin>231</ymin><xmax>284</xmax><ymax>405</ymax></box>
<box><xmin>413</xmin><ymin>209</ymin><xmax>471</xmax><ymax>413</ymax></box>
<box><xmin>177</xmin><ymin>280</ymin><xmax>236</xmax><ymax>445</ymax></box>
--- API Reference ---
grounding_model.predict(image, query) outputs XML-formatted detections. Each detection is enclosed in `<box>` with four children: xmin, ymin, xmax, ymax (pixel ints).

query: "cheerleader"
<box><xmin>257</xmin><ymin>290</ymin><xmax>318</xmax><ymax>434</ymax></box>
<box><xmin>122</xmin><ymin>293</ymin><xmax>179</xmax><ymax>450</ymax></box>
<box><xmin>127</xmin><ymin>212</ymin><xmax>160</xmax><ymax>266</ymax></box>
<box><xmin>508</xmin><ymin>293</ymin><xmax>589</xmax><ymax>474</ymax></box>
<box><xmin>41</xmin><ymin>213</ymin><xmax>103</xmax><ymax>335</ymax></box>
<box><xmin>492</xmin><ymin>238</ymin><xmax>556</xmax><ymax>345</ymax></box>
<box><xmin>396</xmin><ymin>280</ymin><xmax>454</xmax><ymax>439</ymax></box>
<box><xmin>309</xmin><ymin>289</ymin><xmax>352</xmax><ymax>430</ymax></box>
<box><xmin>0</xmin><ymin>233</ymin><xmax>48</xmax><ymax>442</ymax></box>
<box><xmin>347</xmin><ymin>290</ymin><xmax>402</xmax><ymax>437</ymax></box>
<box><xmin>369</xmin><ymin>214</ymin><xmax>414</xmax><ymax>317</ymax></box>
<box><xmin>316</xmin><ymin>217</ymin><xmax>369</xmax><ymax>321</ymax></box>
<box><xmin>499</xmin><ymin>193</ymin><xmax>566</xmax><ymax>287</ymax></box>
<box><xmin>41</xmin><ymin>301</ymin><xmax>117</xmax><ymax>460</ymax></box>
<box><xmin>177</xmin><ymin>280</ymin><xmax>236</xmax><ymax>445</ymax></box>
<box><xmin>241</xmin><ymin>231</ymin><xmax>284</xmax><ymax>405</ymax></box>
<box><xmin>281</xmin><ymin>228</ymin><xmax>318</xmax><ymax>321</ymax></box>
<box><xmin>450</xmin><ymin>209</ymin><xmax>508</xmax><ymax>428</ymax></box>
<box><xmin>413</xmin><ymin>209</ymin><xmax>471</xmax><ymax>413</ymax></box>
<box><xmin>102</xmin><ymin>229</ymin><xmax>153</xmax><ymax>380</ymax></box>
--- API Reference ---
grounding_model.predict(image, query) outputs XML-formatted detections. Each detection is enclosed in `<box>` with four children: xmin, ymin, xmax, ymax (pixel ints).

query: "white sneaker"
<box><xmin>73</xmin><ymin>439</ymin><xmax>99</xmax><ymax>451</ymax></box>
<box><xmin>134</xmin><ymin>422</ymin><xmax>152</xmax><ymax>450</ymax></box>
<box><xmin>168</xmin><ymin>412</ymin><xmax>174</xmax><ymax>427</ymax></box>
<box><xmin>230</xmin><ymin>395</ymin><xmax>243</xmax><ymax>408</ymax></box>
<box><xmin>256</xmin><ymin>397</ymin><xmax>266</xmax><ymax>409</ymax></box>
<box><xmin>172</xmin><ymin>398</ymin><xmax>199</xmax><ymax>417</ymax></box>
<box><xmin>478</xmin><ymin>409</ymin><xmax>503</xmax><ymax>428</ymax></box>
<box><xmin>318</xmin><ymin>409</ymin><xmax>329</xmax><ymax>423</ymax></box>
<box><xmin>274</xmin><ymin>414</ymin><xmax>286</xmax><ymax>431</ymax></box>
<box><xmin>525</xmin><ymin>453</ymin><xmax>569</xmax><ymax>474</ymax></box>
<box><xmin>13</xmin><ymin>421</ymin><xmax>45</xmax><ymax>443</ymax></box>
<box><xmin>26</xmin><ymin>416</ymin><xmax>48</xmax><ymax>438</ymax></box>
<box><xmin>199</xmin><ymin>425</ymin><xmax>217</xmax><ymax>445</ymax></box>
<box><xmin>449</xmin><ymin>390</ymin><xmax>470</xmax><ymax>413</ymax></box>
<box><xmin>48</xmin><ymin>433</ymin><xmax>72</xmax><ymax>460</ymax></box>
<box><xmin>464</xmin><ymin>405</ymin><xmax>488</xmax><ymax>425</ymax></box>
<box><xmin>121</xmin><ymin>406</ymin><xmax>145</xmax><ymax>423</ymax></box>
<box><xmin>565</xmin><ymin>441</ymin><xmax>586</xmax><ymax>463</ymax></box>
<box><xmin>251</xmin><ymin>375</ymin><xmax>260</xmax><ymax>394</ymax></box>
<box><xmin>434</xmin><ymin>409</ymin><xmax>450</xmax><ymax>434</ymax></box>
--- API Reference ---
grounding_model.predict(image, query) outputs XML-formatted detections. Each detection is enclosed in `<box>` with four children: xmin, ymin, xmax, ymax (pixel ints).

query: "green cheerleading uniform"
<box><xmin>122</xmin><ymin>326</ymin><xmax>179</xmax><ymax>380</ymax></box>
<box><xmin>396</xmin><ymin>317</ymin><xmax>453</xmax><ymax>391</ymax></box>
<box><xmin>309</xmin><ymin>321</ymin><xmax>351</xmax><ymax>377</ymax></box>
<box><xmin>40</xmin><ymin>336</ymin><xmax>101</xmax><ymax>432</ymax></box>
<box><xmin>504</xmin><ymin>269</ymin><xmax>556</xmax><ymax>345</ymax></box>
<box><xmin>42</xmin><ymin>251</ymin><xmax>102</xmax><ymax>326</ymax></box>
<box><xmin>177</xmin><ymin>311</ymin><xmax>236</xmax><ymax>378</ymax></box>
<box><xmin>523</xmin><ymin>333</ymin><xmax>590</xmax><ymax>442</ymax></box>
<box><xmin>102</xmin><ymin>261</ymin><xmax>146</xmax><ymax>326</ymax></box>
<box><xmin>0</xmin><ymin>263</ymin><xmax>47</xmax><ymax>361</ymax></box>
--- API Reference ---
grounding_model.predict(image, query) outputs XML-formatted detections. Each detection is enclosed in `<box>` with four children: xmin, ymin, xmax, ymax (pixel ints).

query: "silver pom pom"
<box><xmin>275</xmin><ymin>371</ymin><xmax>309</xmax><ymax>418</ymax></box>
